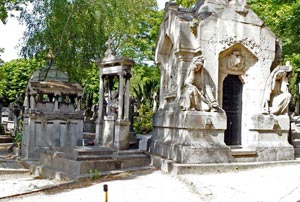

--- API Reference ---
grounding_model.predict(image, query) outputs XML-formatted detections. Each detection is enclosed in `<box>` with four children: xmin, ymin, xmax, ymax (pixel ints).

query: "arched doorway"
<box><xmin>222</xmin><ymin>75</ymin><xmax>243</xmax><ymax>146</ymax></box>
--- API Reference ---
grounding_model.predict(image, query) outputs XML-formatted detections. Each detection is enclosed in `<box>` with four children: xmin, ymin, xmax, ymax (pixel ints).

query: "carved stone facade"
<box><xmin>150</xmin><ymin>0</ymin><xmax>294</xmax><ymax>164</ymax></box>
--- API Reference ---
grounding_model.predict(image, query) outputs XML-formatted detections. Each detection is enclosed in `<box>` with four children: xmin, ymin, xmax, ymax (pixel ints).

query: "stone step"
<box><xmin>121</xmin><ymin>156</ymin><xmax>151</xmax><ymax>169</ymax></box>
<box><xmin>36</xmin><ymin>164</ymin><xmax>156</xmax><ymax>181</ymax></box>
<box><xmin>74</xmin><ymin>147</ymin><xmax>115</xmax><ymax>156</ymax></box>
<box><xmin>293</xmin><ymin>122</ymin><xmax>300</xmax><ymax>133</ymax></box>
<box><xmin>36</xmin><ymin>147</ymin><xmax>151</xmax><ymax>180</ymax></box>
<box><xmin>75</xmin><ymin>154</ymin><xmax>113</xmax><ymax>161</ymax></box>
<box><xmin>114</xmin><ymin>150</ymin><xmax>146</xmax><ymax>156</ymax></box>
<box><xmin>294</xmin><ymin>148</ymin><xmax>300</xmax><ymax>158</ymax></box>
<box><xmin>231</xmin><ymin>148</ymin><xmax>257</xmax><ymax>160</ymax></box>
<box><xmin>0</xmin><ymin>135</ymin><xmax>13</xmax><ymax>143</ymax></box>
<box><xmin>292</xmin><ymin>139</ymin><xmax>300</xmax><ymax>147</ymax></box>
<box><xmin>114</xmin><ymin>154</ymin><xmax>149</xmax><ymax>160</ymax></box>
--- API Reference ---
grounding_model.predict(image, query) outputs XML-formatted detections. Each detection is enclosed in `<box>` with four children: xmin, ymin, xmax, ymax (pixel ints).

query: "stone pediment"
<box><xmin>219</xmin><ymin>43</ymin><xmax>258</xmax><ymax>75</ymax></box>
<box><xmin>192</xmin><ymin>0</ymin><xmax>263</xmax><ymax>27</ymax></box>
<box><xmin>220</xmin><ymin>7</ymin><xmax>264</xmax><ymax>27</ymax></box>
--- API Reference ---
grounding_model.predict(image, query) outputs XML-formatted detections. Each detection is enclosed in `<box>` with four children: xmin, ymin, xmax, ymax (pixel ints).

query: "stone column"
<box><xmin>24</xmin><ymin>95</ymin><xmax>29</xmax><ymax>113</ymax></box>
<box><xmin>124</xmin><ymin>78</ymin><xmax>130</xmax><ymax>120</ymax></box>
<box><xmin>98</xmin><ymin>76</ymin><xmax>104</xmax><ymax>120</ymax></box>
<box><xmin>95</xmin><ymin>75</ymin><xmax>104</xmax><ymax>145</ymax></box>
<box><xmin>159</xmin><ymin>66</ymin><xmax>166</xmax><ymax>108</ymax></box>
<box><xmin>76</xmin><ymin>96</ymin><xmax>81</xmax><ymax>111</ymax></box>
<box><xmin>54</xmin><ymin>94</ymin><xmax>59</xmax><ymax>111</ymax></box>
<box><xmin>30</xmin><ymin>94</ymin><xmax>37</xmax><ymax>111</ymax></box>
<box><xmin>118</xmin><ymin>73</ymin><xmax>124</xmax><ymax>120</ymax></box>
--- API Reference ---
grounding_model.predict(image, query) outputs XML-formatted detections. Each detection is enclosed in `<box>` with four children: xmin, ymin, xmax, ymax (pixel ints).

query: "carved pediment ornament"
<box><xmin>219</xmin><ymin>44</ymin><xmax>258</xmax><ymax>76</ymax></box>
<box><xmin>220</xmin><ymin>37</ymin><xmax>261</xmax><ymax>55</ymax></box>
<box><xmin>226</xmin><ymin>50</ymin><xmax>245</xmax><ymax>72</ymax></box>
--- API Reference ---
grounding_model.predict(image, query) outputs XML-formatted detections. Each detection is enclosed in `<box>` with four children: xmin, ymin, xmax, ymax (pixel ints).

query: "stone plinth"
<box><xmin>102</xmin><ymin>116</ymin><xmax>116</xmax><ymax>147</ymax></box>
<box><xmin>149</xmin><ymin>110</ymin><xmax>231</xmax><ymax>163</ymax></box>
<box><xmin>248</xmin><ymin>114</ymin><xmax>294</xmax><ymax>161</ymax></box>
<box><xmin>114</xmin><ymin>120</ymin><xmax>130</xmax><ymax>150</ymax></box>
<box><xmin>22</xmin><ymin>114</ymin><xmax>83</xmax><ymax>159</ymax></box>
<box><xmin>102</xmin><ymin>116</ymin><xmax>130</xmax><ymax>150</ymax></box>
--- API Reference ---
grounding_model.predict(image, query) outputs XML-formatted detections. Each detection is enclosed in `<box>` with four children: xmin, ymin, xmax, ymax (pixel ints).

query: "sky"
<box><xmin>0</xmin><ymin>0</ymin><xmax>169</xmax><ymax>62</ymax></box>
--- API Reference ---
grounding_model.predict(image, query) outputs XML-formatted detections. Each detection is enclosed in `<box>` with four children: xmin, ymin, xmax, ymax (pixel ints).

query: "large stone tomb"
<box><xmin>22</xmin><ymin>65</ymin><xmax>84</xmax><ymax>159</ymax></box>
<box><xmin>150</xmin><ymin>0</ymin><xmax>294</xmax><ymax>164</ymax></box>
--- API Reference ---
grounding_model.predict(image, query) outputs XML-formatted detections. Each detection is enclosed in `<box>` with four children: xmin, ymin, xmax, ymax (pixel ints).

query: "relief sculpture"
<box><xmin>262</xmin><ymin>62</ymin><xmax>292</xmax><ymax>115</ymax></box>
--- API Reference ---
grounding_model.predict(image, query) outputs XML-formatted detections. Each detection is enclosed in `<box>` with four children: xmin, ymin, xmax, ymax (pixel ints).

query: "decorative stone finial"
<box><xmin>104</xmin><ymin>38</ymin><xmax>117</xmax><ymax>60</ymax></box>
<box><xmin>46</xmin><ymin>49</ymin><xmax>55</xmax><ymax>67</ymax></box>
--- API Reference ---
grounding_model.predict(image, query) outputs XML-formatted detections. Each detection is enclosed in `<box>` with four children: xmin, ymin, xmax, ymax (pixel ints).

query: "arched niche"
<box><xmin>218</xmin><ymin>43</ymin><xmax>258</xmax><ymax>105</ymax></box>
<box><xmin>156</xmin><ymin>35</ymin><xmax>176</xmax><ymax>106</ymax></box>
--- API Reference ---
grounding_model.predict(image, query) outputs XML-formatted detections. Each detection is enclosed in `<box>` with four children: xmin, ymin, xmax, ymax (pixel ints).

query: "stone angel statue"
<box><xmin>262</xmin><ymin>62</ymin><xmax>292</xmax><ymax>115</ymax></box>
<box><xmin>180</xmin><ymin>56</ymin><xmax>221</xmax><ymax>112</ymax></box>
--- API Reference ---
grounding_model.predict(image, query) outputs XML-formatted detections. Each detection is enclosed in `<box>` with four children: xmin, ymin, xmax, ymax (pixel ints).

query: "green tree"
<box><xmin>0</xmin><ymin>48</ymin><xmax>4</xmax><ymax>65</ymax></box>
<box><xmin>248</xmin><ymin>0</ymin><xmax>300</xmax><ymax>108</ymax></box>
<box><xmin>176</xmin><ymin>0</ymin><xmax>197</xmax><ymax>8</ymax></box>
<box><xmin>19</xmin><ymin>0</ymin><xmax>156</xmax><ymax>81</ymax></box>
<box><xmin>0</xmin><ymin>58</ymin><xmax>44</xmax><ymax>106</ymax></box>
<box><xmin>0</xmin><ymin>0</ymin><xmax>25</xmax><ymax>24</ymax></box>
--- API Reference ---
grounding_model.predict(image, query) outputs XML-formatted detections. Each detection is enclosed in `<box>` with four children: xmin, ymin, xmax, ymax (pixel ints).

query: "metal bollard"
<box><xmin>103</xmin><ymin>184</ymin><xmax>108</xmax><ymax>202</ymax></box>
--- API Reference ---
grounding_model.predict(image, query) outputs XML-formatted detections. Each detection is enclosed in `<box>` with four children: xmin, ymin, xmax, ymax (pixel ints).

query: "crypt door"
<box><xmin>222</xmin><ymin>75</ymin><xmax>243</xmax><ymax>146</ymax></box>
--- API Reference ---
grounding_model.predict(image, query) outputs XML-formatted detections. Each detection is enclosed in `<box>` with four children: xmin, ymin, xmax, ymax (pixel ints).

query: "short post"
<box><xmin>103</xmin><ymin>184</ymin><xmax>108</xmax><ymax>202</ymax></box>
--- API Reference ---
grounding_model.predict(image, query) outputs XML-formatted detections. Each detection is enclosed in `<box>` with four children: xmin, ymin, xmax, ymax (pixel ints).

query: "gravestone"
<box><xmin>150</xmin><ymin>0</ymin><xmax>294</xmax><ymax>163</ymax></box>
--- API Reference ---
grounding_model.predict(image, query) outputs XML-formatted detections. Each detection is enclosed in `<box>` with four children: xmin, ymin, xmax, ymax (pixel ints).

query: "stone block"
<box><xmin>114</xmin><ymin>120</ymin><xmax>130</xmax><ymax>150</ymax></box>
<box><xmin>102</xmin><ymin>116</ymin><xmax>115</xmax><ymax>147</ymax></box>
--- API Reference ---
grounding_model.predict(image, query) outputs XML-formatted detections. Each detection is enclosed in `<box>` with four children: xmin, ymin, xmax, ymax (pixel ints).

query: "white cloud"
<box><xmin>0</xmin><ymin>12</ymin><xmax>25</xmax><ymax>62</ymax></box>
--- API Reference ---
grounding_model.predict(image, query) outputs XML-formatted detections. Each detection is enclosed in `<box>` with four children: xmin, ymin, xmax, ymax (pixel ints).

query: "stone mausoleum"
<box><xmin>22</xmin><ymin>64</ymin><xmax>84</xmax><ymax>159</ymax></box>
<box><xmin>150</xmin><ymin>0</ymin><xmax>294</xmax><ymax>163</ymax></box>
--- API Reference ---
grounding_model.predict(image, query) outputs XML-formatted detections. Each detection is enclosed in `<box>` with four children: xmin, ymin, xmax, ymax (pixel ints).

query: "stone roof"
<box><xmin>30</xmin><ymin>81</ymin><xmax>83</xmax><ymax>95</ymax></box>
<box><xmin>30</xmin><ymin>66</ymin><xmax>69</xmax><ymax>82</ymax></box>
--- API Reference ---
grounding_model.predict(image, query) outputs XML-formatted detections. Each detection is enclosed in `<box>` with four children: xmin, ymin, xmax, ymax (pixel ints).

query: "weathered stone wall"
<box><xmin>151</xmin><ymin>0</ymin><xmax>293</xmax><ymax>163</ymax></box>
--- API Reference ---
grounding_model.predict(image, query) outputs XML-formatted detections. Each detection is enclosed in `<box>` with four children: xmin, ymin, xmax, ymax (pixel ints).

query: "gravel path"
<box><xmin>2</xmin><ymin>143</ymin><xmax>300</xmax><ymax>202</ymax></box>
<box><xmin>0</xmin><ymin>171</ymin><xmax>201</xmax><ymax>202</ymax></box>
<box><xmin>180</xmin><ymin>165</ymin><xmax>300</xmax><ymax>202</ymax></box>
<box><xmin>0</xmin><ymin>173</ymin><xmax>62</xmax><ymax>199</ymax></box>
<box><xmin>3</xmin><ymin>165</ymin><xmax>300</xmax><ymax>202</ymax></box>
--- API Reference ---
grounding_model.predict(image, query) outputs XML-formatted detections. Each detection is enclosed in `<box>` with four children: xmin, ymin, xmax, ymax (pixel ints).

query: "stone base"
<box><xmin>150</xmin><ymin>110</ymin><xmax>231</xmax><ymax>164</ymax></box>
<box><xmin>149</xmin><ymin>140</ymin><xmax>231</xmax><ymax>164</ymax></box>
<box><xmin>21</xmin><ymin>115</ymin><xmax>83</xmax><ymax>159</ymax></box>
<box><xmin>32</xmin><ymin>147</ymin><xmax>151</xmax><ymax>180</ymax></box>
<box><xmin>114</xmin><ymin>120</ymin><xmax>130</xmax><ymax>150</ymax></box>
<box><xmin>249</xmin><ymin>114</ymin><xmax>294</xmax><ymax>161</ymax></box>
<box><xmin>255</xmin><ymin>146</ymin><xmax>294</xmax><ymax>161</ymax></box>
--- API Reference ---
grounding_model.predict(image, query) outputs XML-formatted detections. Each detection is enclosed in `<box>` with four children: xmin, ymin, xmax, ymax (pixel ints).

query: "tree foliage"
<box><xmin>19</xmin><ymin>0</ymin><xmax>156</xmax><ymax>80</ymax></box>
<box><xmin>0</xmin><ymin>58</ymin><xmax>44</xmax><ymax>106</ymax></box>
<box><xmin>248</xmin><ymin>0</ymin><xmax>300</xmax><ymax>108</ymax></box>
<box><xmin>0</xmin><ymin>48</ymin><xmax>4</xmax><ymax>65</ymax></box>
<box><xmin>176</xmin><ymin>0</ymin><xmax>197</xmax><ymax>8</ymax></box>
<box><xmin>0</xmin><ymin>0</ymin><xmax>25</xmax><ymax>24</ymax></box>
